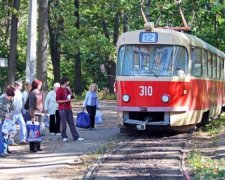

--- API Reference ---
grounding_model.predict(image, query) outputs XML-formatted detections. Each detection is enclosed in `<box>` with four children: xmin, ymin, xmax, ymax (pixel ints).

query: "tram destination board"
<box><xmin>139</xmin><ymin>32</ymin><xmax>158</xmax><ymax>43</ymax></box>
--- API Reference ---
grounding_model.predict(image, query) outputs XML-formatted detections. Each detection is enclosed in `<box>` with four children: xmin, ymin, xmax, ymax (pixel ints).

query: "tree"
<box><xmin>8</xmin><ymin>0</ymin><xmax>20</xmax><ymax>84</ymax></box>
<box><xmin>1</xmin><ymin>0</ymin><xmax>225</xmax><ymax>94</ymax></box>
<box><xmin>74</xmin><ymin>0</ymin><xmax>82</xmax><ymax>95</ymax></box>
<box><xmin>48</xmin><ymin>0</ymin><xmax>63</xmax><ymax>83</ymax></box>
<box><xmin>37</xmin><ymin>0</ymin><xmax>48</xmax><ymax>93</ymax></box>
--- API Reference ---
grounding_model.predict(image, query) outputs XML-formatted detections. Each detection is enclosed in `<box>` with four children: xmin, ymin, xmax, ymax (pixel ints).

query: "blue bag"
<box><xmin>26</xmin><ymin>121</ymin><xmax>42</xmax><ymax>142</ymax></box>
<box><xmin>76</xmin><ymin>111</ymin><xmax>91</xmax><ymax>128</ymax></box>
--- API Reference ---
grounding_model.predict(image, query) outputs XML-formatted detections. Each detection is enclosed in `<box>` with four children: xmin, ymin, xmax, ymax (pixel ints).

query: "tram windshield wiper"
<box><xmin>150</xmin><ymin>70</ymin><xmax>158</xmax><ymax>78</ymax></box>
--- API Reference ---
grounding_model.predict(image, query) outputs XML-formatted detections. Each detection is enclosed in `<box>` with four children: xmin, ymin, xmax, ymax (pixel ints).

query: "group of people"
<box><xmin>0</xmin><ymin>76</ymin><xmax>100</xmax><ymax>157</ymax></box>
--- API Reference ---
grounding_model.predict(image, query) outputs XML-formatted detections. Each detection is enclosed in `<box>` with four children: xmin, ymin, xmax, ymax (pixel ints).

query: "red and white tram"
<box><xmin>115</xmin><ymin>23</ymin><xmax>225</xmax><ymax>132</ymax></box>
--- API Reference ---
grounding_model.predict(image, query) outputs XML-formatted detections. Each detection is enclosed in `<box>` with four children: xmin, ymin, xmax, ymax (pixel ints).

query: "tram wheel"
<box><xmin>198</xmin><ymin>111</ymin><xmax>209</xmax><ymax>127</ymax></box>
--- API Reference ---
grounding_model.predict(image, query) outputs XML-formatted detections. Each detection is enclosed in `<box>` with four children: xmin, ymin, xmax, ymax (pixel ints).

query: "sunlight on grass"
<box><xmin>187</xmin><ymin>113</ymin><xmax>225</xmax><ymax>179</ymax></box>
<box><xmin>200</xmin><ymin>113</ymin><xmax>225</xmax><ymax>135</ymax></box>
<box><xmin>187</xmin><ymin>150</ymin><xmax>225</xmax><ymax>179</ymax></box>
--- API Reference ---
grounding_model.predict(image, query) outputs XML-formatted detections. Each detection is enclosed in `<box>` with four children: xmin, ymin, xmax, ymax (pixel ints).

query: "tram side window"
<box><xmin>191</xmin><ymin>48</ymin><xmax>202</xmax><ymax>77</ymax></box>
<box><xmin>207</xmin><ymin>53</ymin><xmax>212</xmax><ymax>78</ymax></box>
<box><xmin>202</xmin><ymin>50</ymin><xmax>208</xmax><ymax>78</ymax></box>
<box><xmin>217</xmin><ymin>57</ymin><xmax>221</xmax><ymax>79</ymax></box>
<box><xmin>212</xmin><ymin>55</ymin><xmax>217</xmax><ymax>79</ymax></box>
<box><xmin>173</xmin><ymin>46</ymin><xmax>188</xmax><ymax>76</ymax></box>
<box><xmin>221</xmin><ymin>59</ymin><xmax>224</xmax><ymax>80</ymax></box>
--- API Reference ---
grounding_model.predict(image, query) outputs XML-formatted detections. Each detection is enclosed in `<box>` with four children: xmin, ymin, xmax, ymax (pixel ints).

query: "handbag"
<box><xmin>76</xmin><ymin>111</ymin><xmax>91</xmax><ymax>128</ymax></box>
<box><xmin>26</xmin><ymin>121</ymin><xmax>42</xmax><ymax>142</ymax></box>
<box><xmin>95</xmin><ymin>110</ymin><xmax>103</xmax><ymax>124</ymax></box>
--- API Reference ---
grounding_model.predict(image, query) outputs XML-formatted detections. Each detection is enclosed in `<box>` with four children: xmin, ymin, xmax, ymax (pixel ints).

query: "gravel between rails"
<box><xmin>84</xmin><ymin>133</ymin><xmax>193</xmax><ymax>180</ymax></box>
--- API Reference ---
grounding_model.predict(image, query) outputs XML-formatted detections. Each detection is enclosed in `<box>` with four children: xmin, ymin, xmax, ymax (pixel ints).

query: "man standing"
<box><xmin>56</xmin><ymin>77</ymin><xmax>84</xmax><ymax>142</ymax></box>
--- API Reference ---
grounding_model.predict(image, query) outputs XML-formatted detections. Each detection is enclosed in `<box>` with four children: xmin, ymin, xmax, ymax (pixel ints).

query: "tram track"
<box><xmin>84</xmin><ymin>132</ymin><xmax>192</xmax><ymax>180</ymax></box>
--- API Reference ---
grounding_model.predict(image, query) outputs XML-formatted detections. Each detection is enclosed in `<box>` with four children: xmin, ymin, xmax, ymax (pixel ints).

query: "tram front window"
<box><xmin>117</xmin><ymin>45</ymin><xmax>188</xmax><ymax>77</ymax></box>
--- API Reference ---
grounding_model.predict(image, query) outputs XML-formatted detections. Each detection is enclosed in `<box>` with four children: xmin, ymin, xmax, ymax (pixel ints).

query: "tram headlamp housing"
<box><xmin>122</xmin><ymin>95</ymin><xmax>130</xmax><ymax>102</ymax></box>
<box><xmin>162</xmin><ymin>95</ymin><xmax>170</xmax><ymax>103</ymax></box>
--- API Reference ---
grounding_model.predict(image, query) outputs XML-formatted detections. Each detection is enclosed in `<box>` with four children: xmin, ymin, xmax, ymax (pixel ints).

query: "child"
<box><xmin>2</xmin><ymin>118</ymin><xmax>17</xmax><ymax>154</ymax></box>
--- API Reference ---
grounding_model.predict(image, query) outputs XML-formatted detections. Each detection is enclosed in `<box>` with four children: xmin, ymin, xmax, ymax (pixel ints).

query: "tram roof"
<box><xmin>117</xmin><ymin>28</ymin><xmax>225</xmax><ymax>58</ymax></box>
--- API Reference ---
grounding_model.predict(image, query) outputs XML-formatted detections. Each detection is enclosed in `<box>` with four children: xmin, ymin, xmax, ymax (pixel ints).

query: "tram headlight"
<box><xmin>122</xmin><ymin>95</ymin><xmax>130</xmax><ymax>102</ymax></box>
<box><xmin>162</xmin><ymin>95</ymin><xmax>170</xmax><ymax>103</ymax></box>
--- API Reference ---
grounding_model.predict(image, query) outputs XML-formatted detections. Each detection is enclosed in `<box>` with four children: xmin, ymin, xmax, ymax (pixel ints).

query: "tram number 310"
<box><xmin>139</xmin><ymin>86</ymin><xmax>153</xmax><ymax>96</ymax></box>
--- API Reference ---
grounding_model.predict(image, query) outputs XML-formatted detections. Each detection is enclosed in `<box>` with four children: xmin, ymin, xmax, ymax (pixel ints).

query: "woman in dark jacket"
<box><xmin>28</xmin><ymin>79</ymin><xmax>43</xmax><ymax>152</ymax></box>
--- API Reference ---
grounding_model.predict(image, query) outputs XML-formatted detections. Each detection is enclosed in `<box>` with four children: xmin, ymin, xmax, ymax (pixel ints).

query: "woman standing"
<box><xmin>28</xmin><ymin>79</ymin><xmax>44</xmax><ymax>152</ymax></box>
<box><xmin>44</xmin><ymin>82</ymin><xmax>61</xmax><ymax>135</ymax></box>
<box><xmin>22</xmin><ymin>82</ymin><xmax>31</xmax><ymax>122</ymax></box>
<box><xmin>83</xmin><ymin>83</ymin><xmax>99</xmax><ymax>130</ymax></box>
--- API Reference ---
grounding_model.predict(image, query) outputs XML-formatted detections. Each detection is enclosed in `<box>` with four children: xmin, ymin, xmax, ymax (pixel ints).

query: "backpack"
<box><xmin>24</xmin><ymin>98</ymin><xmax>29</xmax><ymax>110</ymax></box>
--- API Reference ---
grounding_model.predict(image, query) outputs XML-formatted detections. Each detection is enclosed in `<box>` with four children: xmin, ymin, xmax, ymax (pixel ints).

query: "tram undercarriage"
<box><xmin>117</xmin><ymin>111</ymin><xmax>199</xmax><ymax>133</ymax></box>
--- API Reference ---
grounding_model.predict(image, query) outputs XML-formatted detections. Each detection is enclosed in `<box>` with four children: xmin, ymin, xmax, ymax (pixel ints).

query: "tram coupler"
<box><xmin>136</xmin><ymin>119</ymin><xmax>149</xmax><ymax>131</ymax></box>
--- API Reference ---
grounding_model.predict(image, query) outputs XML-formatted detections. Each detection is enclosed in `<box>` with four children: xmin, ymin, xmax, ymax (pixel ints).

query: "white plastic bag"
<box><xmin>43</xmin><ymin>115</ymin><xmax>49</xmax><ymax>128</ymax></box>
<box><xmin>2</xmin><ymin>118</ymin><xmax>17</xmax><ymax>135</ymax></box>
<box><xmin>95</xmin><ymin>110</ymin><xmax>103</xmax><ymax>124</ymax></box>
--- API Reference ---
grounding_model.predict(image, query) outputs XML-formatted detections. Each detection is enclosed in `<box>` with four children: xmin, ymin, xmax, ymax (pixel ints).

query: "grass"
<box><xmin>200</xmin><ymin>115</ymin><xmax>225</xmax><ymax>135</ymax></box>
<box><xmin>187</xmin><ymin>150</ymin><xmax>225</xmax><ymax>179</ymax></box>
<box><xmin>187</xmin><ymin>113</ymin><xmax>225</xmax><ymax>179</ymax></box>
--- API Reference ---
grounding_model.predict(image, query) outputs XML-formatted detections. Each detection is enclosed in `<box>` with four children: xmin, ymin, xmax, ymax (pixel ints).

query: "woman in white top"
<box><xmin>83</xmin><ymin>83</ymin><xmax>99</xmax><ymax>129</ymax></box>
<box><xmin>22</xmin><ymin>82</ymin><xmax>31</xmax><ymax>122</ymax></box>
<box><xmin>45</xmin><ymin>82</ymin><xmax>61</xmax><ymax>135</ymax></box>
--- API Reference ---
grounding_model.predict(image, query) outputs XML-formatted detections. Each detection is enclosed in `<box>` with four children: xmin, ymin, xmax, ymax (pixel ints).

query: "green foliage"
<box><xmin>188</xmin><ymin>150</ymin><xmax>225</xmax><ymax>179</ymax></box>
<box><xmin>187</xmin><ymin>113</ymin><xmax>225</xmax><ymax>178</ymax></box>
<box><xmin>98</xmin><ymin>89</ymin><xmax>116</xmax><ymax>100</ymax></box>
<box><xmin>200</xmin><ymin>114</ymin><xmax>225</xmax><ymax>135</ymax></box>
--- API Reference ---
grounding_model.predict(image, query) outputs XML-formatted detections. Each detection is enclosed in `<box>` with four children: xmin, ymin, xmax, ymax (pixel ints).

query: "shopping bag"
<box><xmin>76</xmin><ymin>111</ymin><xmax>91</xmax><ymax>128</ymax></box>
<box><xmin>95</xmin><ymin>110</ymin><xmax>103</xmax><ymax>124</ymax></box>
<box><xmin>26</xmin><ymin>121</ymin><xmax>42</xmax><ymax>142</ymax></box>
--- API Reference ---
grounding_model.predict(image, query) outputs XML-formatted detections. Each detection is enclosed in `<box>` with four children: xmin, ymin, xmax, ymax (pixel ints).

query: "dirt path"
<box><xmin>1</xmin><ymin>100</ymin><xmax>225</xmax><ymax>179</ymax></box>
<box><xmin>0</xmin><ymin>100</ymin><xmax>121</xmax><ymax>180</ymax></box>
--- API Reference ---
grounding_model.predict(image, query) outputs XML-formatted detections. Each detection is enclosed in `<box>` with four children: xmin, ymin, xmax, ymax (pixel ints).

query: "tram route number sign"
<box><xmin>139</xmin><ymin>86</ymin><xmax>152</xmax><ymax>96</ymax></box>
<box><xmin>139</xmin><ymin>32</ymin><xmax>158</xmax><ymax>43</ymax></box>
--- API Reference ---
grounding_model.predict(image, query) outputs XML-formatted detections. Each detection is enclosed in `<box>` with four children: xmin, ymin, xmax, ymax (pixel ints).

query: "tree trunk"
<box><xmin>101</xmin><ymin>12</ymin><xmax>119</xmax><ymax>93</ymax></box>
<box><xmin>48</xmin><ymin>24</ymin><xmax>61</xmax><ymax>83</ymax></box>
<box><xmin>7</xmin><ymin>0</ymin><xmax>20</xmax><ymax>84</ymax></box>
<box><xmin>123</xmin><ymin>14</ymin><xmax>129</xmax><ymax>32</ymax></box>
<box><xmin>48</xmin><ymin>18</ymin><xmax>60</xmax><ymax>83</ymax></box>
<box><xmin>113</xmin><ymin>12</ymin><xmax>120</xmax><ymax>46</ymax></box>
<box><xmin>105</xmin><ymin>60</ymin><xmax>116</xmax><ymax>94</ymax></box>
<box><xmin>37</xmin><ymin>0</ymin><xmax>48</xmax><ymax>93</ymax></box>
<box><xmin>74</xmin><ymin>0</ymin><xmax>82</xmax><ymax>95</ymax></box>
